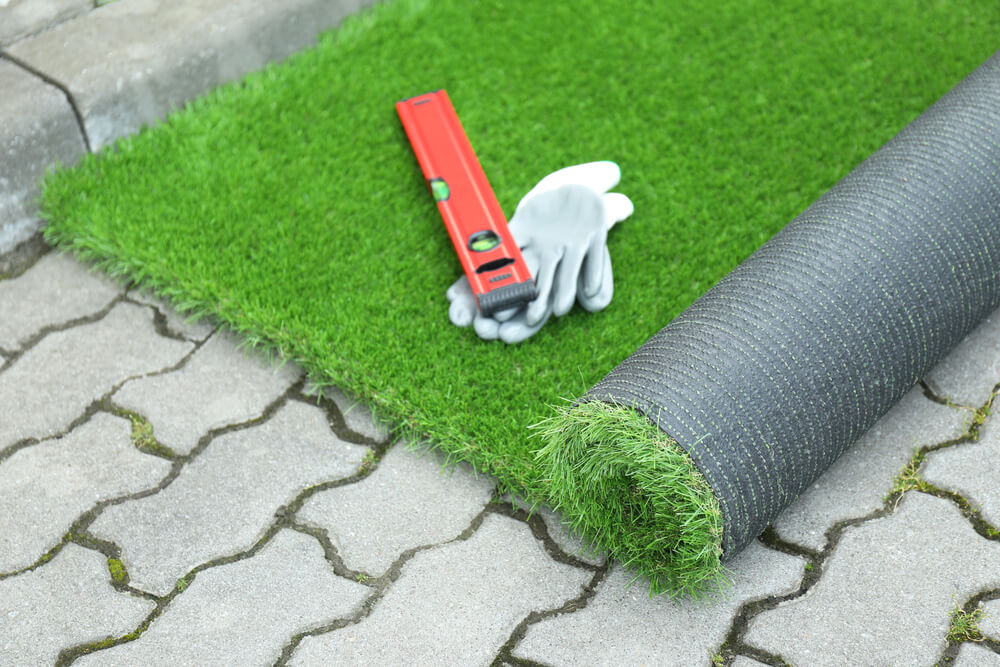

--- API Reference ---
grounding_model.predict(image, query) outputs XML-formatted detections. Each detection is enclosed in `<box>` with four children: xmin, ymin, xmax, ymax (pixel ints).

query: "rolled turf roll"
<box><xmin>537</xmin><ymin>50</ymin><xmax>1000</xmax><ymax>596</ymax></box>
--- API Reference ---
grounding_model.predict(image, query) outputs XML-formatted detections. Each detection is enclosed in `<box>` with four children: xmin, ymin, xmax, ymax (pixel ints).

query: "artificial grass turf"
<box><xmin>41</xmin><ymin>0</ymin><xmax>1000</xmax><ymax>595</ymax></box>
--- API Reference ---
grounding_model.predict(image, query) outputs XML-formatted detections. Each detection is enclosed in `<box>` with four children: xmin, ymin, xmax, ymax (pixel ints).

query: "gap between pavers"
<box><xmin>923</xmin><ymin>411</ymin><xmax>1000</xmax><ymax>529</ymax></box>
<box><xmin>289</xmin><ymin>513</ymin><xmax>591</xmax><ymax>666</ymax></box>
<box><xmin>743</xmin><ymin>492</ymin><xmax>1000</xmax><ymax>666</ymax></box>
<box><xmin>87</xmin><ymin>400</ymin><xmax>368</xmax><ymax>596</ymax></box>
<box><xmin>73</xmin><ymin>529</ymin><xmax>369</xmax><ymax>667</ymax></box>
<box><xmin>512</xmin><ymin>541</ymin><xmax>804</xmax><ymax>666</ymax></box>
<box><xmin>0</xmin><ymin>542</ymin><xmax>154</xmax><ymax>665</ymax></box>
<box><xmin>0</xmin><ymin>412</ymin><xmax>172</xmax><ymax>574</ymax></box>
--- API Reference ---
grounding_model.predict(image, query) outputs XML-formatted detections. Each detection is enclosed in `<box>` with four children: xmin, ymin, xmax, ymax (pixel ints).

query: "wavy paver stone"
<box><xmin>745</xmin><ymin>493</ymin><xmax>1000</xmax><ymax>666</ymax></box>
<box><xmin>923</xmin><ymin>417</ymin><xmax>1000</xmax><ymax>528</ymax></box>
<box><xmin>0</xmin><ymin>543</ymin><xmax>154</xmax><ymax>664</ymax></box>
<box><xmin>924</xmin><ymin>308</ymin><xmax>1000</xmax><ymax>407</ymax></box>
<box><xmin>0</xmin><ymin>302</ymin><xmax>192</xmax><ymax>450</ymax></box>
<box><xmin>0</xmin><ymin>0</ymin><xmax>90</xmax><ymax>46</ymax></box>
<box><xmin>88</xmin><ymin>400</ymin><xmax>367</xmax><ymax>596</ymax></box>
<box><xmin>310</xmin><ymin>383</ymin><xmax>389</xmax><ymax>443</ymax></box>
<box><xmin>505</xmin><ymin>494</ymin><xmax>605</xmax><ymax>566</ymax></box>
<box><xmin>513</xmin><ymin>542</ymin><xmax>803</xmax><ymax>666</ymax></box>
<box><xmin>290</xmin><ymin>514</ymin><xmax>590</xmax><ymax>666</ymax></box>
<box><xmin>0</xmin><ymin>59</ymin><xmax>87</xmax><ymax>253</ymax></box>
<box><xmin>6</xmin><ymin>0</ymin><xmax>378</xmax><ymax>151</ymax></box>
<box><xmin>129</xmin><ymin>289</ymin><xmax>216</xmax><ymax>342</ymax></box>
<box><xmin>732</xmin><ymin>658</ymin><xmax>769</xmax><ymax>667</ymax></box>
<box><xmin>983</xmin><ymin>599</ymin><xmax>1000</xmax><ymax>640</ymax></box>
<box><xmin>955</xmin><ymin>643</ymin><xmax>1000</xmax><ymax>666</ymax></box>
<box><xmin>298</xmin><ymin>443</ymin><xmax>495</xmax><ymax>575</ymax></box>
<box><xmin>0</xmin><ymin>413</ymin><xmax>171</xmax><ymax>573</ymax></box>
<box><xmin>0</xmin><ymin>252</ymin><xmax>121</xmax><ymax>349</ymax></box>
<box><xmin>772</xmin><ymin>387</ymin><xmax>967</xmax><ymax>550</ymax></box>
<box><xmin>76</xmin><ymin>529</ymin><xmax>369</xmax><ymax>667</ymax></box>
<box><xmin>113</xmin><ymin>331</ymin><xmax>300</xmax><ymax>455</ymax></box>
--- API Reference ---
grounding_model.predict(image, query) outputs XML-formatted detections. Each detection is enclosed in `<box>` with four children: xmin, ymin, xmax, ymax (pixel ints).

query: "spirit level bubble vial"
<box><xmin>396</xmin><ymin>90</ymin><xmax>537</xmax><ymax>316</ymax></box>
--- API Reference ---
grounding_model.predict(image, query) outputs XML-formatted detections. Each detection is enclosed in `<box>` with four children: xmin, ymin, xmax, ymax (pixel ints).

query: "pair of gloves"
<box><xmin>446</xmin><ymin>161</ymin><xmax>634</xmax><ymax>343</ymax></box>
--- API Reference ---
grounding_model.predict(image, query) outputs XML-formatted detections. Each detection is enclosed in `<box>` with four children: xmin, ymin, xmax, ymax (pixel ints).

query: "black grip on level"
<box><xmin>583</xmin><ymin>50</ymin><xmax>1000</xmax><ymax>559</ymax></box>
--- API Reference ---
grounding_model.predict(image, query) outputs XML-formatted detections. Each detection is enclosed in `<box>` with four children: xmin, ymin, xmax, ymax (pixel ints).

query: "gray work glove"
<box><xmin>447</xmin><ymin>161</ymin><xmax>633</xmax><ymax>343</ymax></box>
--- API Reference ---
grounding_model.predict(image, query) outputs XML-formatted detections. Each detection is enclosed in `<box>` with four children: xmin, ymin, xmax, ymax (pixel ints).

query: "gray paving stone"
<box><xmin>89</xmin><ymin>400</ymin><xmax>367</xmax><ymax>596</ymax></box>
<box><xmin>129</xmin><ymin>288</ymin><xmax>216</xmax><ymax>341</ymax></box>
<box><xmin>514</xmin><ymin>542</ymin><xmax>804</xmax><ymax>666</ymax></box>
<box><xmin>0</xmin><ymin>0</ymin><xmax>91</xmax><ymax>46</ymax></box>
<box><xmin>772</xmin><ymin>387</ymin><xmax>966</xmax><ymax>550</ymax></box>
<box><xmin>982</xmin><ymin>599</ymin><xmax>1000</xmax><ymax>640</ymax></box>
<box><xmin>955</xmin><ymin>643</ymin><xmax>1000</xmax><ymax>666</ymax></box>
<box><xmin>113</xmin><ymin>330</ymin><xmax>300</xmax><ymax>455</ymax></box>
<box><xmin>0</xmin><ymin>251</ymin><xmax>121</xmax><ymax>349</ymax></box>
<box><xmin>923</xmin><ymin>417</ymin><xmax>1000</xmax><ymax>529</ymax></box>
<box><xmin>77</xmin><ymin>529</ymin><xmax>369</xmax><ymax>667</ymax></box>
<box><xmin>305</xmin><ymin>382</ymin><xmax>389</xmax><ymax>443</ymax></box>
<box><xmin>7</xmin><ymin>0</ymin><xmax>378</xmax><ymax>151</ymax></box>
<box><xmin>925</xmin><ymin>308</ymin><xmax>1000</xmax><ymax>407</ymax></box>
<box><xmin>744</xmin><ymin>493</ymin><xmax>1000</xmax><ymax>666</ymax></box>
<box><xmin>0</xmin><ymin>302</ymin><xmax>193</xmax><ymax>449</ymax></box>
<box><xmin>291</xmin><ymin>513</ymin><xmax>590</xmax><ymax>666</ymax></box>
<box><xmin>0</xmin><ymin>412</ymin><xmax>171</xmax><ymax>573</ymax></box>
<box><xmin>731</xmin><ymin>658</ymin><xmax>769</xmax><ymax>667</ymax></box>
<box><xmin>506</xmin><ymin>494</ymin><xmax>605</xmax><ymax>566</ymax></box>
<box><xmin>298</xmin><ymin>443</ymin><xmax>495</xmax><ymax>576</ymax></box>
<box><xmin>0</xmin><ymin>543</ymin><xmax>154</xmax><ymax>664</ymax></box>
<box><xmin>0</xmin><ymin>59</ymin><xmax>86</xmax><ymax>254</ymax></box>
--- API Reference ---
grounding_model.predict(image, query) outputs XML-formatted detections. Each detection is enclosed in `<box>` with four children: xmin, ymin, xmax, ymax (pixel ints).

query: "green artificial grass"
<box><xmin>40</xmin><ymin>0</ymin><xmax>1000</xmax><ymax>595</ymax></box>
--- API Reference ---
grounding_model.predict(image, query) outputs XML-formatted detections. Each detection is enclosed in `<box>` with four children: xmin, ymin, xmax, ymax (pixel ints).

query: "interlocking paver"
<box><xmin>316</xmin><ymin>384</ymin><xmax>389</xmax><ymax>443</ymax></box>
<box><xmin>76</xmin><ymin>529</ymin><xmax>369</xmax><ymax>667</ymax></box>
<box><xmin>6</xmin><ymin>0</ymin><xmax>378</xmax><ymax>151</ymax></box>
<box><xmin>0</xmin><ymin>252</ymin><xmax>121</xmax><ymax>349</ymax></box>
<box><xmin>923</xmin><ymin>417</ymin><xmax>1000</xmax><ymax>528</ymax></box>
<box><xmin>772</xmin><ymin>387</ymin><xmax>966</xmax><ymax>550</ymax></box>
<box><xmin>88</xmin><ymin>400</ymin><xmax>367</xmax><ymax>596</ymax></box>
<box><xmin>0</xmin><ymin>302</ymin><xmax>193</xmax><ymax>449</ymax></box>
<box><xmin>0</xmin><ymin>412</ymin><xmax>172</xmax><ymax>573</ymax></box>
<box><xmin>129</xmin><ymin>289</ymin><xmax>216</xmax><ymax>342</ymax></box>
<box><xmin>0</xmin><ymin>543</ymin><xmax>155</xmax><ymax>664</ymax></box>
<box><xmin>513</xmin><ymin>542</ymin><xmax>803</xmax><ymax>666</ymax></box>
<box><xmin>297</xmin><ymin>442</ymin><xmax>495</xmax><ymax>575</ymax></box>
<box><xmin>290</xmin><ymin>513</ymin><xmax>590</xmax><ymax>666</ymax></box>
<box><xmin>506</xmin><ymin>494</ymin><xmax>605</xmax><ymax>566</ymax></box>
<box><xmin>925</xmin><ymin>309</ymin><xmax>1000</xmax><ymax>407</ymax></box>
<box><xmin>112</xmin><ymin>330</ymin><xmax>300</xmax><ymax>455</ymax></box>
<box><xmin>0</xmin><ymin>59</ymin><xmax>86</xmax><ymax>254</ymax></box>
<box><xmin>982</xmin><ymin>599</ymin><xmax>1000</xmax><ymax>640</ymax></box>
<box><xmin>0</xmin><ymin>0</ymin><xmax>90</xmax><ymax>46</ymax></box>
<box><xmin>732</xmin><ymin>657</ymin><xmax>769</xmax><ymax>667</ymax></box>
<box><xmin>955</xmin><ymin>643</ymin><xmax>1000</xmax><ymax>666</ymax></box>
<box><xmin>744</xmin><ymin>493</ymin><xmax>1000</xmax><ymax>666</ymax></box>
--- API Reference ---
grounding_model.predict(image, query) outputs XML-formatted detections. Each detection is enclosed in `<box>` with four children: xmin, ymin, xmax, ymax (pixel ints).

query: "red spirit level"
<box><xmin>396</xmin><ymin>90</ymin><xmax>536</xmax><ymax>316</ymax></box>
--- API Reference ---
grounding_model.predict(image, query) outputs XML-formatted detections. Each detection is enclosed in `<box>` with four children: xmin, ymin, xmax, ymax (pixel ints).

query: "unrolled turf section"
<box><xmin>41</xmin><ymin>0</ymin><xmax>1000</xmax><ymax>595</ymax></box>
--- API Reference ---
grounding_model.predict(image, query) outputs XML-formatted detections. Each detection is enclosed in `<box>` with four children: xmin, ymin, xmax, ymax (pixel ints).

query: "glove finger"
<box><xmin>581</xmin><ymin>227</ymin><xmax>609</xmax><ymax>297</ymax></box>
<box><xmin>473</xmin><ymin>314</ymin><xmax>501</xmax><ymax>340</ymax></box>
<box><xmin>516</xmin><ymin>162</ymin><xmax>621</xmax><ymax>214</ymax></box>
<box><xmin>446</xmin><ymin>275</ymin><xmax>472</xmax><ymax>301</ymax></box>
<box><xmin>449</xmin><ymin>297</ymin><xmax>476</xmax><ymax>327</ymax></box>
<box><xmin>526</xmin><ymin>247</ymin><xmax>561</xmax><ymax>325</ymax></box>
<box><xmin>492</xmin><ymin>306</ymin><xmax>520</xmax><ymax>322</ymax></box>
<box><xmin>579</xmin><ymin>247</ymin><xmax>614</xmax><ymax>312</ymax></box>
<box><xmin>499</xmin><ymin>307</ymin><xmax>551</xmax><ymax>344</ymax></box>
<box><xmin>552</xmin><ymin>243</ymin><xmax>586</xmax><ymax>317</ymax></box>
<box><xmin>602</xmin><ymin>193</ymin><xmax>634</xmax><ymax>230</ymax></box>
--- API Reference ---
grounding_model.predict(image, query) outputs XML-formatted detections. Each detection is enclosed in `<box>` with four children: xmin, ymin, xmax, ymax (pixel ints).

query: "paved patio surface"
<box><xmin>2</xmin><ymin>1</ymin><xmax>1000</xmax><ymax>665</ymax></box>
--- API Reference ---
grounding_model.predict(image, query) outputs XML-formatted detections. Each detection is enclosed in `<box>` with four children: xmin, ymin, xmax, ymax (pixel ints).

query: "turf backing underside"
<box><xmin>41</xmin><ymin>0</ymin><xmax>1000</xmax><ymax>594</ymax></box>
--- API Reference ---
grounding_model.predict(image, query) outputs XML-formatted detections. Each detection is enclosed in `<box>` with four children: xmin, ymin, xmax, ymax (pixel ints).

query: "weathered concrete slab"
<box><xmin>298</xmin><ymin>443</ymin><xmax>495</xmax><ymax>576</ymax></box>
<box><xmin>0</xmin><ymin>0</ymin><xmax>91</xmax><ymax>46</ymax></box>
<box><xmin>772</xmin><ymin>388</ymin><xmax>966</xmax><ymax>550</ymax></box>
<box><xmin>290</xmin><ymin>514</ymin><xmax>590</xmax><ymax>665</ymax></box>
<box><xmin>0</xmin><ymin>251</ymin><xmax>121</xmax><ymax>349</ymax></box>
<box><xmin>89</xmin><ymin>400</ymin><xmax>367</xmax><ymax>596</ymax></box>
<box><xmin>744</xmin><ymin>493</ymin><xmax>1000</xmax><ymax>665</ymax></box>
<box><xmin>0</xmin><ymin>59</ymin><xmax>86</xmax><ymax>254</ymax></box>
<box><xmin>7</xmin><ymin>0</ymin><xmax>378</xmax><ymax>151</ymax></box>
<box><xmin>513</xmin><ymin>542</ymin><xmax>803</xmax><ymax>666</ymax></box>
<box><xmin>0</xmin><ymin>543</ymin><xmax>154</xmax><ymax>664</ymax></box>
<box><xmin>0</xmin><ymin>413</ymin><xmax>171</xmax><ymax>573</ymax></box>
<box><xmin>113</xmin><ymin>331</ymin><xmax>300</xmax><ymax>455</ymax></box>
<box><xmin>0</xmin><ymin>302</ymin><xmax>193</xmax><ymax>449</ymax></box>
<box><xmin>925</xmin><ymin>309</ymin><xmax>1000</xmax><ymax>407</ymax></box>
<box><xmin>76</xmin><ymin>529</ymin><xmax>369</xmax><ymax>666</ymax></box>
<box><xmin>923</xmin><ymin>417</ymin><xmax>1000</xmax><ymax>528</ymax></box>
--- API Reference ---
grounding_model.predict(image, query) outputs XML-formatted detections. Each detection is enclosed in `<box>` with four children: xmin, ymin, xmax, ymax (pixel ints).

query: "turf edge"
<box><xmin>533</xmin><ymin>399</ymin><xmax>726</xmax><ymax>598</ymax></box>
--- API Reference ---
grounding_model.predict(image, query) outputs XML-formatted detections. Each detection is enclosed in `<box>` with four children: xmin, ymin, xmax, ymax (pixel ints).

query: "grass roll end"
<box><xmin>534</xmin><ymin>400</ymin><xmax>725</xmax><ymax>597</ymax></box>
